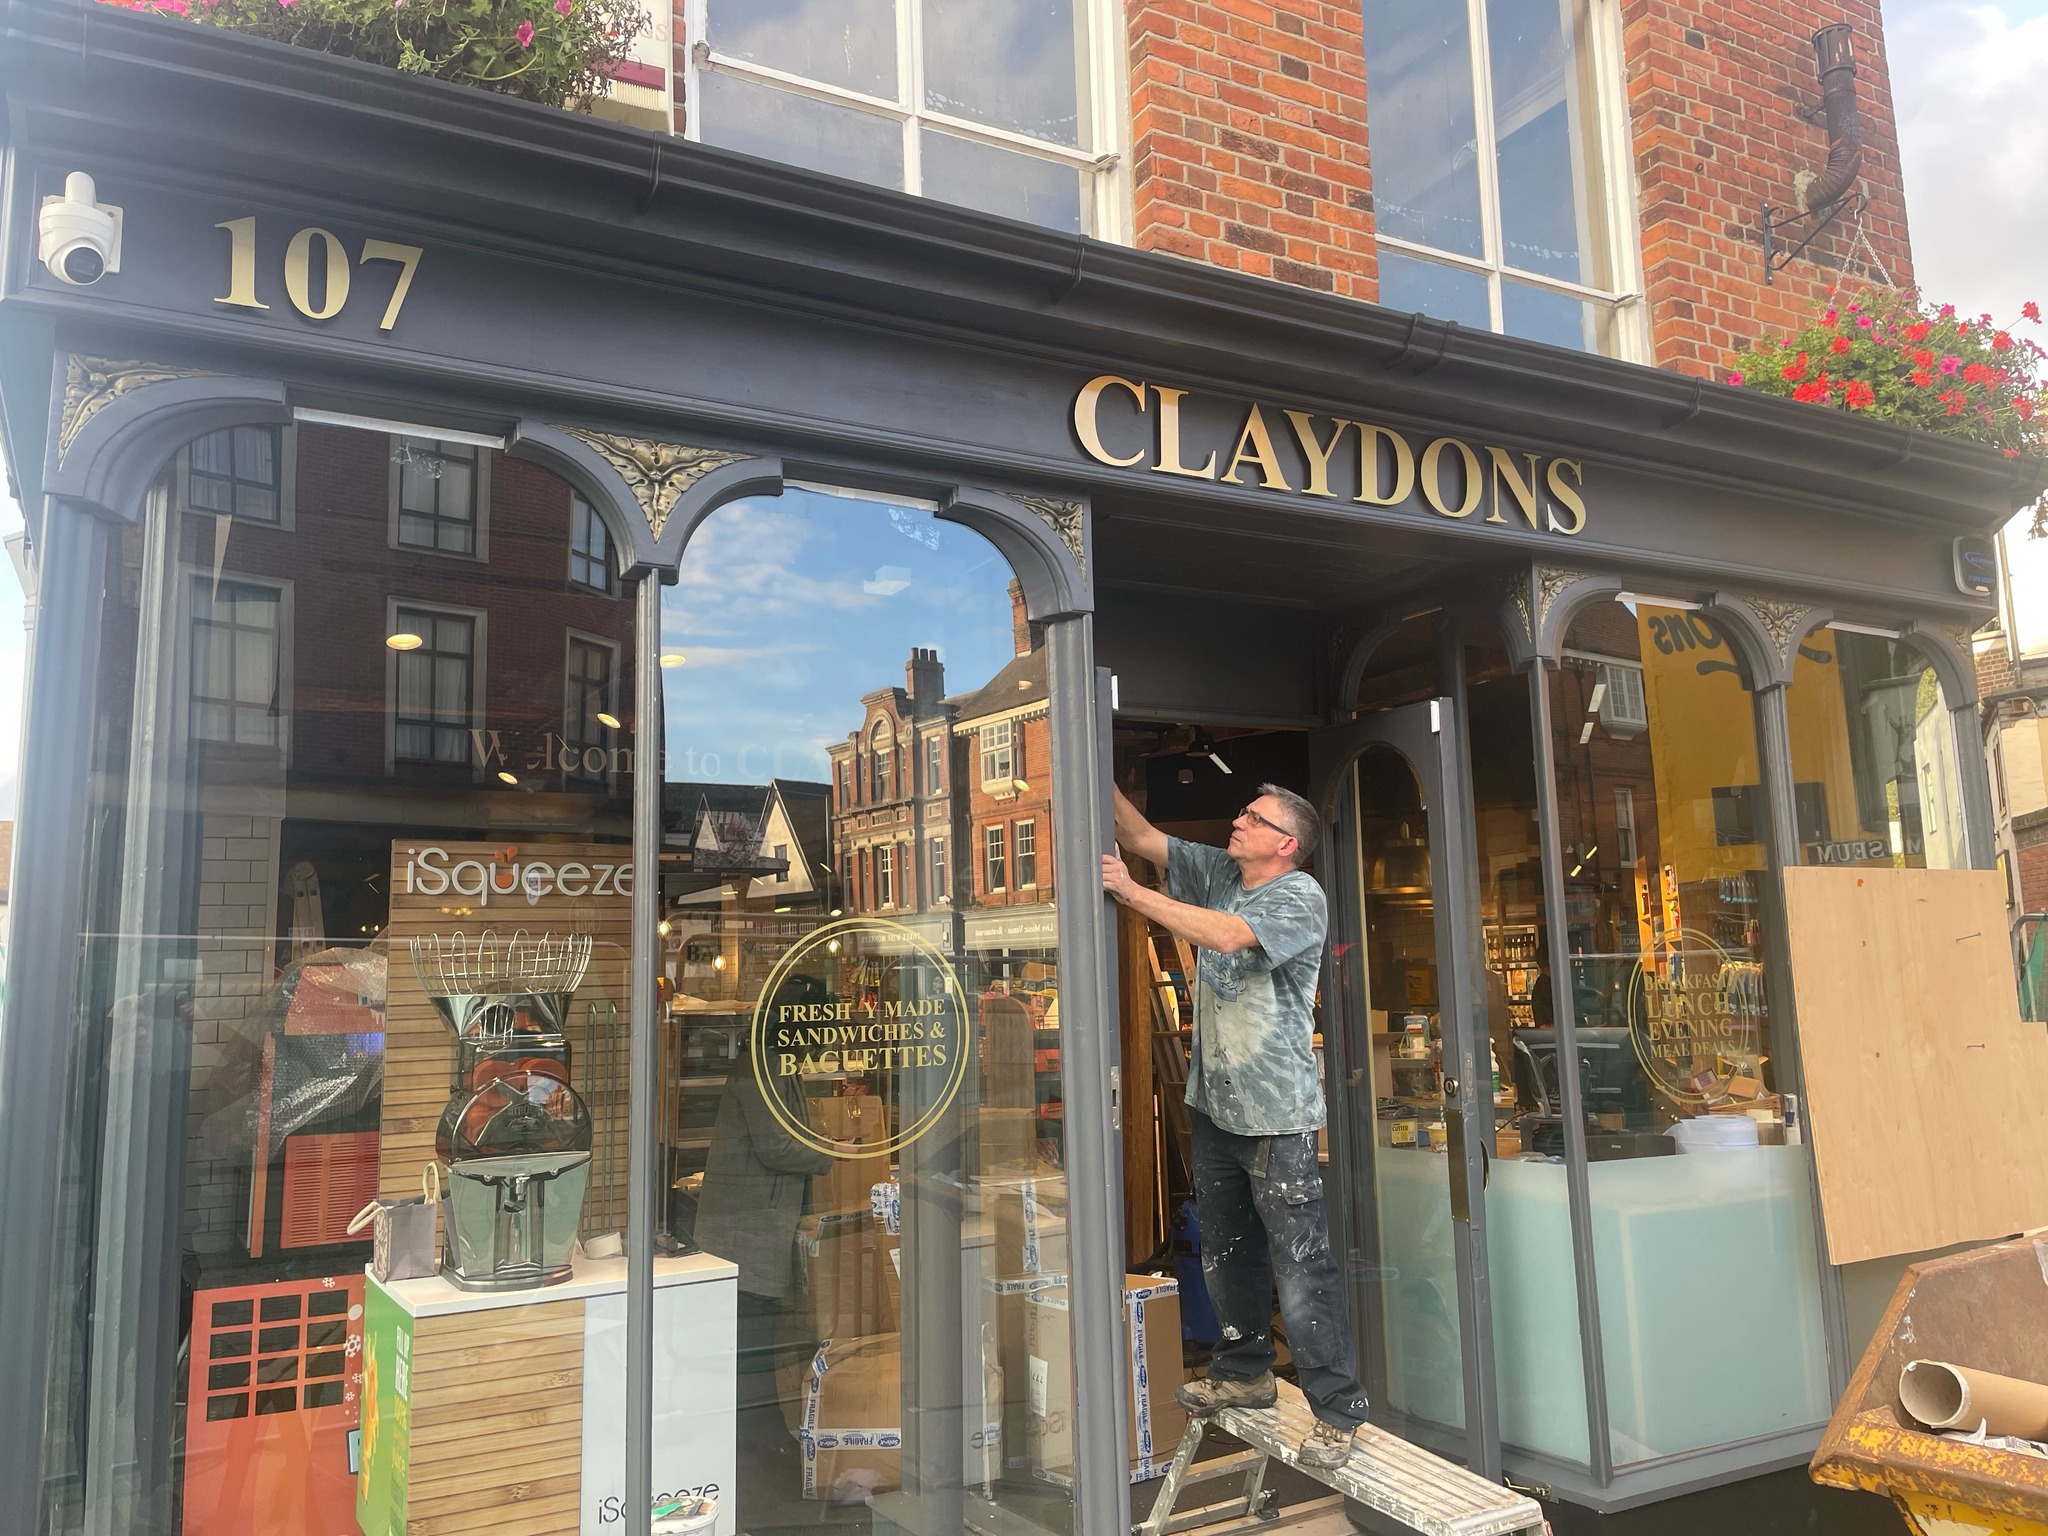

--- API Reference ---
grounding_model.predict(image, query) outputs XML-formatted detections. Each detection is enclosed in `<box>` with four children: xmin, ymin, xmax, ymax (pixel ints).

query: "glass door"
<box><xmin>1310</xmin><ymin>699</ymin><xmax>1501</xmax><ymax>1479</ymax></box>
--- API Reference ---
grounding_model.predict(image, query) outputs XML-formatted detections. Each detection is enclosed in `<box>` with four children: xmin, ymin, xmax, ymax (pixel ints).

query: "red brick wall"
<box><xmin>1125</xmin><ymin>0</ymin><xmax>1376</xmax><ymax>297</ymax></box>
<box><xmin>1622</xmin><ymin>3</ymin><xmax>1915</xmax><ymax>377</ymax></box>
<box><xmin>2014</xmin><ymin>818</ymin><xmax>2048</xmax><ymax>915</ymax></box>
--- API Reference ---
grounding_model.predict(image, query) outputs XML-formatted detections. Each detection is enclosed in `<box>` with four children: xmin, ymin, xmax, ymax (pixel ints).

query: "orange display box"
<box><xmin>181</xmin><ymin>1274</ymin><xmax>364</xmax><ymax>1536</ymax></box>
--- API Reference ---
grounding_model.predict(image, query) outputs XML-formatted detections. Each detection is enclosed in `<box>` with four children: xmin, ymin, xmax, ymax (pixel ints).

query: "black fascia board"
<box><xmin>2</xmin><ymin>0</ymin><xmax>2040</xmax><ymax>529</ymax></box>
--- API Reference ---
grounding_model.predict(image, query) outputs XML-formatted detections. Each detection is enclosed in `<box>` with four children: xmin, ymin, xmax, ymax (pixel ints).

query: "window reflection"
<box><xmin>660</xmin><ymin>490</ymin><xmax>1073</xmax><ymax>1532</ymax></box>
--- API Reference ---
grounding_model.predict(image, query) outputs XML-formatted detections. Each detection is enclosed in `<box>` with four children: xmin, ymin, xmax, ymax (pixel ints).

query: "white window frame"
<box><xmin>568</xmin><ymin>493</ymin><xmax>616</xmax><ymax>594</ymax></box>
<box><xmin>181</xmin><ymin>567</ymin><xmax>294</xmax><ymax>759</ymax></box>
<box><xmin>1013</xmin><ymin>819</ymin><xmax>1037</xmax><ymax>889</ymax></box>
<box><xmin>1595</xmin><ymin>658</ymin><xmax>1648</xmax><ymax>738</ymax></box>
<box><xmin>984</xmin><ymin>823</ymin><xmax>1006</xmax><ymax>893</ymax></box>
<box><xmin>1370</xmin><ymin>0</ymin><xmax>1648</xmax><ymax>361</ymax></box>
<box><xmin>876</xmin><ymin>842</ymin><xmax>895</xmax><ymax>908</ymax></box>
<box><xmin>929</xmin><ymin>835</ymin><xmax>948</xmax><ymax>903</ymax></box>
<box><xmin>177</xmin><ymin>425</ymin><xmax>298</xmax><ymax>530</ymax></box>
<box><xmin>385</xmin><ymin>596</ymin><xmax>489</xmax><ymax>774</ymax></box>
<box><xmin>925</xmin><ymin>733</ymin><xmax>944</xmax><ymax>796</ymax></box>
<box><xmin>683</xmin><ymin>0</ymin><xmax>1132</xmax><ymax>241</ymax></box>
<box><xmin>562</xmin><ymin>629</ymin><xmax>622</xmax><ymax>787</ymax></box>
<box><xmin>979</xmin><ymin>719</ymin><xmax>1016</xmax><ymax>789</ymax></box>
<box><xmin>1613</xmin><ymin>785</ymin><xmax>1637</xmax><ymax>867</ymax></box>
<box><xmin>387</xmin><ymin>436</ymin><xmax>493</xmax><ymax>563</ymax></box>
<box><xmin>871</xmin><ymin>720</ymin><xmax>896</xmax><ymax>801</ymax></box>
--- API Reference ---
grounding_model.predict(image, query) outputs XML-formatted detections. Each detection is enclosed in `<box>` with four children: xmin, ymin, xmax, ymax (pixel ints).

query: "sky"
<box><xmin>0</xmin><ymin>4</ymin><xmax>2036</xmax><ymax>815</ymax></box>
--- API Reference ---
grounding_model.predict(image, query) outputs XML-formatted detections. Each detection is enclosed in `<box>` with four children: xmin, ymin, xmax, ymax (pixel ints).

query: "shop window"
<box><xmin>980</xmin><ymin>718</ymin><xmax>1016</xmax><ymax>786</ymax></box>
<box><xmin>392</xmin><ymin>437</ymin><xmax>484</xmax><ymax>557</ymax></box>
<box><xmin>562</xmin><ymin>633</ymin><xmax>618</xmax><ymax>783</ymax></box>
<box><xmin>693</xmin><ymin>0</ymin><xmax>1113</xmax><ymax>236</ymax></box>
<box><xmin>190</xmin><ymin>575</ymin><xmax>288</xmax><ymax>749</ymax></box>
<box><xmin>568</xmin><ymin>494</ymin><xmax>614</xmax><ymax>593</ymax></box>
<box><xmin>1360</xmin><ymin>0</ymin><xmax>1641</xmax><ymax>357</ymax></box>
<box><xmin>185</xmin><ymin>424</ymin><xmax>291</xmax><ymax>525</ymax></box>
<box><xmin>773</xmin><ymin>843</ymin><xmax>790</xmax><ymax>883</ymax></box>
<box><xmin>392</xmin><ymin>605</ymin><xmax>478</xmax><ymax>764</ymax></box>
<box><xmin>984</xmin><ymin>823</ymin><xmax>1007</xmax><ymax>891</ymax></box>
<box><xmin>55</xmin><ymin>422</ymin><xmax>641</xmax><ymax>1536</ymax></box>
<box><xmin>1786</xmin><ymin>628</ymin><xmax>1968</xmax><ymax>869</ymax></box>
<box><xmin>1013</xmin><ymin>819</ymin><xmax>1037</xmax><ymax>888</ymax></box>
<box><xmin>1595</xmin><ymin>659</ymin><xmax>1646</xmax><ymax>738</ymax></box>
<box><xmin>926</xmin><ymin>733</ymin><xmax>944</xmax><ymax>795</ymax></box>
<box><xmin>660</xmin><ymin>484</ymin><xmax>1071</xmax><ymax>1534</ymax></box>
<box><xmin>1547</xmin><ymin>596</ymin><xmax>1829</xmax><ymax>1465</ymax></box>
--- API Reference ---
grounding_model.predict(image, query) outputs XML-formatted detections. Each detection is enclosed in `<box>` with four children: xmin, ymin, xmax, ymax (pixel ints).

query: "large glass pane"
<box><xmin>660</xmin><ymin>488</ymin><xmax>1077</xmax><ymax>1532</ymax></box>
<box><xmin>1360</xmin><ymin>1</ymin><xmax>1485</xmax><ymax>257</ymax></box>
<box><xmin>1549</xmin><ymin>597</ymin><xmax>1830</xmax><ymax>1464</ymax></box>
<box><xmin>921</xmin><ymin>130</ymin><xmax>1084</xmax><ymax>233</ymax></box>
<box><xmin>1485</xmin><ymin>0</ymin><xmax>1612</xmax><ymax>288</ymax></box>
<box><xmin>1787</xmin><ymin>629</ymin><xmax>1967</xmax><ymax>869</ymax></box>
<box><xmin>705</xmin><ymin>0</ymin><xmax>898</xmax><ymax>99</ymax></box>
<box><xmin>700</xmin><ymin>71</ymin><xmax>906</xmax><ymax>192</ymax></box>
<box><xmin>1376</xmin><ymin>249</ymin><xmax>1492</xmax><ymax>330</ymax></box>
<box><xmin>46</xmin><ymin>423</ymin><xmax>645</xmax><ymax>1534</ymax></box>
<box><xmin>924</xmin><ymin>0</ymin><xmax>1083</xmax><ymax>147</ymax></box>
<box><xmin>1502</xmin><ymin>280</ymin><xmax>1596</xmax><ymax>353</ymax></box>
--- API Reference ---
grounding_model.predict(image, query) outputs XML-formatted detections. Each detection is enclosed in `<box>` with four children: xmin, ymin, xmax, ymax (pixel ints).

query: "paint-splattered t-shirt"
<box><xmin>1167</xmin><ymin>837</ymin><xmax>1329</xmax><ymax>1137</ymax></box>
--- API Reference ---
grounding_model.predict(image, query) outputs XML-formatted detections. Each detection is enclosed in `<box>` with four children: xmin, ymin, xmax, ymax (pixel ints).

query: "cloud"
<box><xmin>1889</xmin><ymin>0</ymin><xmax>2048</xmax><ymax>324</ymax></box>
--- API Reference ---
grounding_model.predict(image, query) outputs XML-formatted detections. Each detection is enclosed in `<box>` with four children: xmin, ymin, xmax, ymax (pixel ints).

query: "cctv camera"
<box><xmin>38</xmin><ymin>172</ymin><xmax>123</xmax><ymax>287</ymax></box>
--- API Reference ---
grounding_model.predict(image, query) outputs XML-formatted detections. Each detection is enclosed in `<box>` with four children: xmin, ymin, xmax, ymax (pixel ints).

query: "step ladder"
<box><xmin>1136</xmin><ymin>1381</ymin><xmax>1547</xmax><ymax>1536</ymax></box>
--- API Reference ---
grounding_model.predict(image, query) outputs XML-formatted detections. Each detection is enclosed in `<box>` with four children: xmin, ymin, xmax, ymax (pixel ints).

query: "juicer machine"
<box><xmin>410</xmin><ymin>928</ymin><xmax>595</xmax><ymax>1290</ymax></box>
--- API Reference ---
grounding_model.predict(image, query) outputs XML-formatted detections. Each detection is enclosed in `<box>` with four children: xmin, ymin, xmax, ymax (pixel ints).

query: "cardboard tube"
<box><xmin>1900</xmin><ymin>1359</ymin><xmax>2048</xmax><ymax>1440</ymax></box>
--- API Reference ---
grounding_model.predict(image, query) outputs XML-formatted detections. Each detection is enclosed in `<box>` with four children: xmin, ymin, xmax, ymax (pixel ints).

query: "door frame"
<box><xmin>1308</xmin><ymin>696</ymin><xmax>1504</xmax><ymax>1481</ymax></box>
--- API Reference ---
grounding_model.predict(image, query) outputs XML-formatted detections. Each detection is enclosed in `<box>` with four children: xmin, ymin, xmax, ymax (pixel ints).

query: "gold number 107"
<box><xmin>214</xmin><ymin>216</ymin><xmax>423</xmax><ymax>332</ymax></box>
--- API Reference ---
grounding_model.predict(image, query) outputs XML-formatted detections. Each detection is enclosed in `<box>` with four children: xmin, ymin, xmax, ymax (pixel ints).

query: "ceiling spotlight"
<box><xmin>386</xmin><ymin>632</ymin><xmax>423</xmax><ymax>651</ymax></box>
<box><xmin>660</xmin><ymin>653</ymin><xmax>686</xmax><ymax>668</ymax></box>
<box><xmin>827</xmin><ymin>937</ymin><xmax>842</xmax><ymax>955</ymax></box>
<box><xmin>597</xmin><ymin>711</ymin><xmax>623</xmax><ymax>730</ymax></box>
<box><xmin>712</xmin><ymin>953</ymin><xmax>726</xmax><ymax>970</ymax></box>
<box><xmin>657</xmin><ymin>918</ymin><xmax>671</xmax><ymax>937</ymax></box>
<box><xmin>497</xmin><ymin>771</ymin><xmax>519</xmax><ymax>786</ymax></box>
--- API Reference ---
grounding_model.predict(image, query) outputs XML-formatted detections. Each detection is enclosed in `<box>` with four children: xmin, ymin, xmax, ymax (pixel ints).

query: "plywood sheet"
<box><xmin>1783</xmin><ymin>867</ymin><xmax>2048</xmax><ymax>1264</ymax></box>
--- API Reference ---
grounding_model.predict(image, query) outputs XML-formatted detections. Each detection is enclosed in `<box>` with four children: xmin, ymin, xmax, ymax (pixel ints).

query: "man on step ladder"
<box><xmin>1103</xmin><ymin>783</ymin><xmax>1368</xmax><ymax>1472</ymax></box>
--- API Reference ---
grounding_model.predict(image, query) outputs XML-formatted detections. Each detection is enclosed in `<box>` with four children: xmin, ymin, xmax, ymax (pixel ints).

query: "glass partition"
<box><xmin>44</xmin><ymin>422</ymin><xmax>644</xmax><ymax>1535</ymax></box>
<box><xmin>1785</xmin><ymin>628</ymin><xmax>1967</xmax><ymax>869</ymax></box>
<box><xmin>1547</xmin><ymin>597</ymin><xmax>1829</xmax><ymax>1464</ymax></box>
<box><xmin>658</xmin><ymin>487</ymin><xmax>1079</xmax><ymax>1533</ymax></box>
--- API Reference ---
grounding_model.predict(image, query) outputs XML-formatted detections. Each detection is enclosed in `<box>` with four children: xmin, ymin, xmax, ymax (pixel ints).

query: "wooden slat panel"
<box><xmin>1783</xmin><ymin>866</ymin><xmax>2048</xmax><ymax>1263</ymax></box>
<box><xmin>404</xmin><ymin>1295</ymin><xmax>585</xmax><ymax>1530</ymax></box>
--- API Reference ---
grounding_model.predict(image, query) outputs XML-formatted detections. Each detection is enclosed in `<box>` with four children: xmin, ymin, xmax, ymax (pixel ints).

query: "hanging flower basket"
<box><xmin>113</xmin><ymin>0</ymin><xmax>648</xmax><ymax>111</ymax></box>
<box><xmin>1724</xmin><ymin>288</ymin><xmax>2044</xmax><ymax>461</ymax></box>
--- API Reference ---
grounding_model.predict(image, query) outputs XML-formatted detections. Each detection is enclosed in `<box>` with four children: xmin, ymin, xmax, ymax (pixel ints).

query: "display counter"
<box><xmin>358</xmin><ymin>1250</ymin><xmax>738</xmax><ymax>1536</ymax></box>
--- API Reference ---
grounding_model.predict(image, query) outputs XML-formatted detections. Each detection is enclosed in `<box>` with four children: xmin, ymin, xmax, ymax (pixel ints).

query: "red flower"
<box><xmin>2008</xmin><ymin>448</ymin><xmax>2024</xmax><ymax>459</ymax></box>
<box><xmin>1942</xmin><ymin>390</ymin><xmax>1967</xmax><ymax>417</ymax></box>
<box><xmin>1781</xmin><ymin>352</ymin><xmax>1810</xmax><ymax>381</ymax></box>
<box><xmin>1792</xmin><ymin>380</ymin><xmax>1828</xmax><ymax>404</ymax></box>
<box><xmin>1963</xmin><ymin>362</ymin><xmax>1994</xmax><ymax>386</ymax></box>
<box><xmin>1829</xmin><ymin>336</ymin><xmax>1852</xmax><ymax>354</ymax></box>
<box><xmin>1912</xmin><ymin>348</ymin><xmax>1935</xmax><ymax>367</ymax></box>
<box><xmin>1905</xmin><ymin>322</ymin><xmax>1933</xmax><ymax>342</ymax></box>
<box><xmin>1844</xmin><ymin>380</ymin><xmax>1876</xmax><ymax>409</ymax></box>
<box><xmin>2025</xmin><ymin>302</ymin><xmax>2041</xmax><ymax>324</ymax></box>
<box><xmin>1994</xmin><ymin>331</ymin><xmax>2014</xmax><ymax>351</ymax></box>
<box><xmin>1912</xmin><ymin>370</ymin><xmax>1934</xmax><ymax>388</ymax></box>
<box><xmin>2019</xmin><ymin>399</ymin><xmax>2037</xmax><ymax>421</ymax></box>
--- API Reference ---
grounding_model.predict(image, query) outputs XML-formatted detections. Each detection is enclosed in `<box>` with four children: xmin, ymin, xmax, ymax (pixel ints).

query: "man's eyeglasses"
<box><xmin>1238</xmin><ymin>804</ymin><xmax>1291</xmax><ymax>838</ymax></box>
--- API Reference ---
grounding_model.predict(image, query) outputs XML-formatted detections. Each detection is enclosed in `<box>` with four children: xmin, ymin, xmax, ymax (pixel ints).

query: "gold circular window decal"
<box><xmin>1623</xmin><ymin>926</ymin><xmax>1766</xmax><ymax>1106</ymax></box>
<box><xmin>750</xmin><ymin>916</ymin><xmax>972</xmax><ymax>1159</ymax></box>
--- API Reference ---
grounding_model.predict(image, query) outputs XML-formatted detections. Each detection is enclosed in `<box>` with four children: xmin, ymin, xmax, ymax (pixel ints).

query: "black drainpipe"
<box><xmin>1806</xmin><ymin>23</ymin><xmax>1864</xmax><ymax>210</ymax></box>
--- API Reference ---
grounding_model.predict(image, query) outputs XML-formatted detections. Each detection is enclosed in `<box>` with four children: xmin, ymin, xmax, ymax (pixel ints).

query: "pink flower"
<box><xmin>1939</xmin><ymin>356</ymin><xmax>1961</xmax><ymax>375</ymax></box>
<box><xmin>1939</xmin><ymin>303</ymin><xmax>1956</xmax><ymax>317</ymax></box>
<box><xmin>155</xmin><ymin>0</ymin><xmax>188</xmax><ymax>10</ymax></box>
<box><xmin>555</xmin><ymin>0</ymin><xmax>571</xmax><ymax>12</ymax></box>
<box><xmin>1725</xmin><ymin>371</ymin><xmax>1745</xmax><ymax>386</ymax></box>
<box><xmin>1856</xmin><ymin>315</ymin><xmax>1874</xmax><ymax>329</ymax></box>
<box><xmin>1822</xmin><ymin>308</ymin><xmax>1839</xmax><ymax>325</ymax></box>
<box><xmin>516</xmin><ymin>17</ymin><xmax>534</xmax><ymax>43</ymax></box>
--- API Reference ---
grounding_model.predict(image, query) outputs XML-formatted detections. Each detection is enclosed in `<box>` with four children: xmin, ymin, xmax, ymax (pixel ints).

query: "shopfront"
<box><xmin>1</xmin><ymin>6</ymin><xmax>2040</xmax><ymax>1535</ymax></box>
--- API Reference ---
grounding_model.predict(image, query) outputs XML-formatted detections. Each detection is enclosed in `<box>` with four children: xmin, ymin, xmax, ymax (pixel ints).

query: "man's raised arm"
<box><xmin>1111</xmin><ymin>784</ymin><xmax>1169</xmax><ymax>868</ymax></box>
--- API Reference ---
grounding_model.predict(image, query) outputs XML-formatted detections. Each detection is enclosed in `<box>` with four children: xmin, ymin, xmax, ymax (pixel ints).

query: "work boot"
<box><xmin>1297</xmin><ymin>1418</ymin><xmax>1357</xmax><ymax>1471</ymax></box>
<box><xmin>1174</xmin><ymin>1371</ymin><xmax>1278</xmax><ymax>1415</ymax></box>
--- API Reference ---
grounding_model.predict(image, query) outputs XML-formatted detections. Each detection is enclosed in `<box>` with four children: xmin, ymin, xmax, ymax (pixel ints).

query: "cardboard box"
<box><xmin>788</xmin><ymin>1333</ymin><xmax>1004</xmax><ymax>1501</ymax></box>
<box><xmin>808</xmin><ymin>1096</ymin><xmax>892</xmax><ymax>1216</ymax></box>
<box><xmin>1025</xmin><ymin>1275</ymin><xmax>1186</xmax><ymax>1486</ymax></box>
<box><xmin>979</xmin><ymin>1106</ymin><xmax>1038</xmax><ymax>1173</ymax></box>
<box><xmin>798</xmin><ymin>1211</ymin><xmax>890</xmax><ymax>1339</ymax></box>
<box><xmin>985</xmin><ymin>1171</ymin><xmax>1068</xmax><ymax>1279</ymax></box>
<box><xmin>985</xmin><ymin>1273</ymin><xmax>1064</xmax><ymax>1469</ymax></box>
